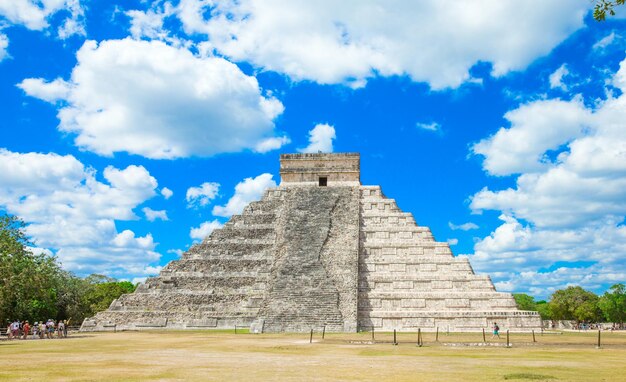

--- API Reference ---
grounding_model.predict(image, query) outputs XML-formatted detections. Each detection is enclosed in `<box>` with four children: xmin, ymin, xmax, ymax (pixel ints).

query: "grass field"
<box><xmin>1</xmin><ymin>330</ymin><xmax>625</xmax><ymax>381</ymax></box>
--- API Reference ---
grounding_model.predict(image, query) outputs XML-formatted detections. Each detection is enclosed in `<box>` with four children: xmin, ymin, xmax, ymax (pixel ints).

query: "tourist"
<box><xmin>22</xmin><ymin>321</ymin><xmax>30</xmax><ymax>340</ymax></box>
<box><xmin>63</xmin><ymin>320</ymin><xmax>68</xmax><ymax>337</ymax></box>
<box><xmin>11</xmin><ymin>320</ymin><xmax>20</xmax><ymax>339</ymax></box>
<box><xmin>46</xmin><ymin>319</ymin><xmax>54</xmax><ymax>339</ymax></box>
<box><xmin>57</xmin><ymin>320</ymin><xmax>65</xmax><ymax>338</ymax></box>
<box><xmin>6</xmin><ymin>322</ymin><xmax>12</xmax><ymax>340</ymax></box>
<box><xmin>492</xmin><ymin>322</ymin><xmax>500</xmax><ymax>339</ymax></box>
<box><xmin>39</xmin><ymin>322</ymin><xmax>46</xmax><ymax>339</ymax></box>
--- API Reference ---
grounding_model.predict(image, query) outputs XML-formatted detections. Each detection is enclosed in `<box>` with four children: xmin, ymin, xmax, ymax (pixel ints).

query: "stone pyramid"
<box><xmin>82</xmin><ymin>153</ymin><xmax>541</xmax><ymax>332</ymax></box>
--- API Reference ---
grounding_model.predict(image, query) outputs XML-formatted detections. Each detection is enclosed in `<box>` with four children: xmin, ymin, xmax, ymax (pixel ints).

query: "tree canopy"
<box><xmin>513</xmin><ymin>293</ymin><xmax>537</xmax><ymax>311</ymax></box>
<box><xmin>0</xmin><ymin>214</ymin><xmax>137</xmax><ymax>325</ymax></box>
<box><xmin>594</xmin><ymin>0</ymin><xmax>626</xmax><ymax>21</ymax></box>
<box><xmin>598</xmin><ymin>283</ymin><xmax>626</xmax><ymax>324</ymax></box>
<box><xmin>0</xmin><ymin>215</ymin><xmax>63</xmax><ymax>322</ymax></box>
<box><xmin>549</xmin><ymin>286</ymin><xmax>602</xmax><ymax>323</ymax></box>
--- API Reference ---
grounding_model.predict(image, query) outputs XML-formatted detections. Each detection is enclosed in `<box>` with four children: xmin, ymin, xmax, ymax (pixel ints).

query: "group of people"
<box><xmin>5</xmin><ymin>319</ymin><xmax>68</xmax><ymax>340</ymax></box>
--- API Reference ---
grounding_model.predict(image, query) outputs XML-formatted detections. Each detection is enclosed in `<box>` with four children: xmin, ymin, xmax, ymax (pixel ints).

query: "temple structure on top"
<box><xmin>82</xmin><ymin>153</ymin><xmax>541</xmax><ymax>332</ymax></box>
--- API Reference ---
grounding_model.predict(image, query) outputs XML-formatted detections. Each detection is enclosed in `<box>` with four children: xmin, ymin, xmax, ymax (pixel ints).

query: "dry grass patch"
<box><xmin>0</xmin><ymin>330</ymin><xmax>625</xmax><ymax>381</ymax></box>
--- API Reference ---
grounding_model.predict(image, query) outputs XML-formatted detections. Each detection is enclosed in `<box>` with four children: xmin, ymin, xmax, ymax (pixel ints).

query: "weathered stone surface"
<box><xmin>255</xmin><ymin>186</ymin><xmax>359</xmax><ymax>332</ymax></box>
<box><xmin>81</xmin><ymin>153</ymin><xmax>541</xmax><ymax>332</ymax></box>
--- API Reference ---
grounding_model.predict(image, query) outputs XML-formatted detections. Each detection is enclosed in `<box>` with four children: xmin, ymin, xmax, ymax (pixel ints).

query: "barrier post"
<box><xmin>417</xmin><ymin>328</ymin><xmax>423</xmax><ymax>347</ymax></box>
<box><xmin>482</xmin><ymin>328</ymin><xmax>486</xmax><ymax>343</ymax></box>
<box><xmin>597</xmin><ymin>330</ymin><xmax>601</xmax><ymax>349</ymax></box>
<box><xmin>322</xmin><ymin>325</ymin><xmax>326</xmax><ymax>339</ymax></box>
<box><xmin>436</xmin><ymin>327</ymin><xmax>439</xmax><ymax>342</ymax></box>
<box><xmin>393</xmin><ymin>329</ymin><xmax>397</xmax><ymax>345</ymax></box>
<box><xmin>506</xmin><ymin>330</ymin><xmax>510</xmax><ymax>347</ymax></box>
<box><xmin>532</xmin><ymin>330</ymin><xmax>536</xmax><ymax>343</ymax></box>
<box><xmin>309</xmin><ymin>329</ymin><xmax>313</xmax><ymax>344</ymax></box>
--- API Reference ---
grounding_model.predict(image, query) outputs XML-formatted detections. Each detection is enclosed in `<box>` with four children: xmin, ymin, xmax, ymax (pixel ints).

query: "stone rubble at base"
<box><xmin>81</xmin><ymin>153</ymin><xmax>541</xmax><ymax>333</ymax></box>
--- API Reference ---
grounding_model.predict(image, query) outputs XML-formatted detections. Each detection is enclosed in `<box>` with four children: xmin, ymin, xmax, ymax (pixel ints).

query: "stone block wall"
<box><xmin>357</xmin><ymin>186</ymin><xmax>541</xmax><ymax>331</ymax></box>
<box><xmin>280</xmin><ymin>153</ymin><xmax>360</xmax><ymax>185</ymax></box>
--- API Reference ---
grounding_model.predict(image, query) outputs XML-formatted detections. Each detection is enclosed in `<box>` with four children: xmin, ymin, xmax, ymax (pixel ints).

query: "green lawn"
<box><xmin>1</xmin><ymin>330</ymin><xmax>624</xmax><ymax>381</ymax></box>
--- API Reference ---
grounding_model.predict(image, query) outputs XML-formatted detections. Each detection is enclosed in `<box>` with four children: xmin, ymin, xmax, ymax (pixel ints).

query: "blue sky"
<box><xmin>1</xmin><ymin>1</ymin><xmax>625</xmax><ymax>298</ymax></box>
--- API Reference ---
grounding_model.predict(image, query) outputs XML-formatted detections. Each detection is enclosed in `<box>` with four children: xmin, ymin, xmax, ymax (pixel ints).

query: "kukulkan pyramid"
<box><xmin>82</xmin><ymin>153</ymin><xmax>541</xmax><ymax>332</ymax></box>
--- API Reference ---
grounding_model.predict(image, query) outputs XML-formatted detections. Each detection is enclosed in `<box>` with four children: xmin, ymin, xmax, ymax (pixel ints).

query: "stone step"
<box><xmin>361</xmin><ymin>226</ymin><xmax>431</xmax><ymax>233</ymax></box>
<box><xmin>360</xmin><ymin>264</ymin><xmax>473</xmax><ymax>273</ymax></box>
<box><xmin>358</xmin><ymin>310</ymin><xmax>538</xmax><ymax>318</ymax></box>
<box><xmin>201</xmin><ymin>238</ymin><xmax>275</xmax><ymax>245</ymax></box>
<box><xmin>220</xmin><ymin>223</ymin><xmax>276</xmax><ymax>230</ymax></box>
<box><xmin>360</xmin><ymin>295</ymin><xmax>513</xmax><ymax>305</ymax></box>
<box><xmin>360</xmin><ymin>274</ymin><xmax>490</xmax><ymax>281</ymax></box>
<box><xmin>155</xmin><ymin>272</ymin><xmax>270</xmax><ymax>279</ymax></box>
<box><xmin>163</xmin><ymin>259</ymin><xmax>271</xmax><ymax>273</ymax></box>
<box><xmin>362</xmin><ymin>247</ymin><xmax>451</xmax><ymax>256</ymax></box>
<box><xmin>143</xmin><ymin>277</ymin><xmax>268</xmax><ymax>291</ymax></box>
<box><xmin>361</xmin><ymin>212</ymin><xmax>413</xmax><ymax>218</ymax></box>
<box><xmin>359</xmin><ymin>256</ymin><xmax>470</xmax><ymax>264</ymax></box>
<box><xmin>228</xmin><ymin>213</ymin><xmax>276</xmax><ymax>225</ymax></box>
<box><xmin>210</xmin><ymin>227</ymin><xmax>276</xmax><ymax>241</ymax></box>
<box><xmin>359</xmin><ymin>291</ymin><xmax>509</xmax><ymax>299</ymax></box>
<box><xmin>187</xmin><ymin>241</ymin><xmax>275</xmax><ymax>251</ymax></box>
<box><xmin>358</xmin><ymin>283</ymin><xmax>494</xmax><ymax>292</ymax></box>
<box><xmin>360</xmin><ymin>203</ymin><xmax>402</xmax><ymax>211</ymax></box>
<box><xmin>359</xmin><ymin>297</ymin><xmax>516</xmax><ymax>310</ymax></box>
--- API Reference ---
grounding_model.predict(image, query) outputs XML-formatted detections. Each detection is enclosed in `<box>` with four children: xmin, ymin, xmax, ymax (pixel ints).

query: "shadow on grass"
<box><xmin>503</xmin><ymin>373</ymin><xmax>556</xmax><ymax>380</ymax></box>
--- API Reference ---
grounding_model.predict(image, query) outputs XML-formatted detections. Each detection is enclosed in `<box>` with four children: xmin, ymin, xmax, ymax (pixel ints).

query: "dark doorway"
<box><xmin>319</xmin><ymin>177</ymin><xmax>327</xmax><ymax>186</ymax></box>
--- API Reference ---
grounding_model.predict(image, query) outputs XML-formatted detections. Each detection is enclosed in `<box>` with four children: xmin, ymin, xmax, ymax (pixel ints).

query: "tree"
<box><xmin>83</xmin><ymin>276</ymin><xmax>136</xmax><ymax>314</ymax></box>
<box><xmin>513</xmin><ymin>293</ymin><xmax>537</xmax><ymax>311</ymax></box>
<box><xmin>535</xmin><ymin>300</ymin><xmax>552</xmax><ymax>320</ymax></box>
<box><xmin>1</xmin><ymin>214</ymin><xmax>138</xmax><ymax>325</ymax></box>
<box><xmin>594</xmin><ymin>0</ymin><xmax>626</xmax><ymax>21</ymax></box>
<box><xmin>598</xmin><ymin>283</ymin><xmax>626</xmax><ymax>325</ymax></box>
<box><xmin>0</xmin><ymin>215</ymin><xmax>65</xmax><ymax>323</ymax></box>
<box><xmin>549</xmin><ymin>286</ymin><xmax>601</xmax><ymax>323</ymax></box>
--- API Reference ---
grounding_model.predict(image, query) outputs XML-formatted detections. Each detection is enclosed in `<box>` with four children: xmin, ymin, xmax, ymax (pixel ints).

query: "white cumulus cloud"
<box><xmin>173</xmin><ymin>0</ymin><xmax>588</xmax><ymax>89</ymax></box>
<box><xmin>142</xmin><ymin>207</ymin><xmax>169</xmax><ymax>222</ymax></box>
<box><xmin>0</xmin><ymin>148</ymin><xmax>162</xmax><ymax>278</ymax></box>
<box><xmin>298</xmin><ymin>123</ymin><xmax>335</xmax><ymax>153</ymax></box>
<box><xmin>593</xmin><ymin>32</ymin><xmax>617</xmax><ymax>51</ymax></box>
<box><xmin>416</xmin><ymin>122</ymin><xmax>440</xmax><ymax>132</ymax></box>
<box><xmin>549</xmin><ymin>64</ymin><xmax>570</xmax><ymax>90</ymax></box>
<box><xmin>18</xmin><ymin>38</ymin><xmax>285</xmax><ymax>159</ymax></box>
<box><xmin>0</xmin><ymin>0</ymin><xmax>85</xmax><ymax>38</ymax></box>
<box><xmin>127</xmin><ymin>7</ymin><xmax>170</xmax><ymax>40</ymax></box>
<box><xmin>161</xmin><ymin>187</ymin><xmax>173</xmax><ymax>199</ymax></box>
<box><xmin>465</xmin><ymin>57</ymin><xmax>626</xmax><ymax>296</ymax></box>
<box><xmin>254</xmin><ymin>136</ymin><xmax>291</xmax><ymax>153</ymax></box>
<box><xmin>212</xmin><ymin>173</ymin><xmax>276</xmax><ymax>217</ymax></box>
<box><xmin>190</xmin><ymin>219</ymin><xmax>223</xmax><ymax>240</ymax></box>
<box><xmin>0</xmin><ymin>33</ymin><xmax>8</xmax><ymax>62</ymax></box>
<box><xmin>449</xmin><ymin>222</ymin><xmax>479</xmax><ymax>231</ymax></box>
<box><xmin>186</xmin><ymin>182</ymin><xmax>220</xmax><ymax>208</ymax></box>
<box><xmin>17</xmin><ymin>78</ymin><xmax>71</xmax><ymax>102</ymax></box>
<box><xmin>472</xmin><ymin>97</ymin><xmax>592</xmax><ymax>176</ymax></box>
